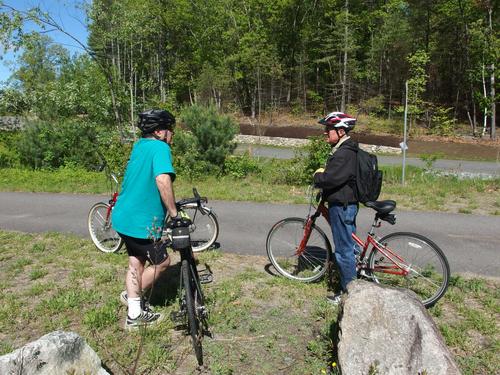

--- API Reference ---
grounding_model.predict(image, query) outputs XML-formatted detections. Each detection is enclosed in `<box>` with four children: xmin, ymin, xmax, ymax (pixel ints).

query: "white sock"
<box><xmin>128</xmin><ymin>297</ymin><xmax>142</xmax><ymax>319</ymax></box>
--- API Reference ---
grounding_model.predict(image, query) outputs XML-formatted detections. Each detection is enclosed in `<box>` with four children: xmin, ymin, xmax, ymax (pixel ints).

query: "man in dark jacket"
<box><xmin>313</xmin><ymin>112</ymin><xmax>359</xmax><ymax>304</ymax></box>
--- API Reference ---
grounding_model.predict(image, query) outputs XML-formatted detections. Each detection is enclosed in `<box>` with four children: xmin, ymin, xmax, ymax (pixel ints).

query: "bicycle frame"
<box><xmin>104</xmin><ymin>173</ymin><xmax>120</xmax><ymax>224</ymax></box>
<box><xmin>299</xmin><ymin>199</ymin><xmax>410</xmax><ymax>278</ymax></box>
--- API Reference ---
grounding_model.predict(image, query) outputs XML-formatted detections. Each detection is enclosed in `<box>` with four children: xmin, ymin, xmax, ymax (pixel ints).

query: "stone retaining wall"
<box><xmin>235</xmin><ymin>134</ymin><xmax>401</xmax><ymax>154</ymax></box>
<box><xmin>0</xmin><ymin>116</ymin><xmax>24</xmax><ymax>131</ymax></box>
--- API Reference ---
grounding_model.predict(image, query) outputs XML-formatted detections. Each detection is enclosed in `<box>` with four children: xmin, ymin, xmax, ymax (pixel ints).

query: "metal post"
<box><xmin>402</xmin><ymin>81</ymin><xmax>408</xmax><ymax>185</ymax></box>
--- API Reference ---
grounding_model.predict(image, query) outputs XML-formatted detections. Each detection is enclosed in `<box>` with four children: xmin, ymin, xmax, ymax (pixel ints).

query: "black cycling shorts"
<box><xmin>118</xmin><ymin>233</ymin><xmax>169</xmax><ymax>265</ymax></box>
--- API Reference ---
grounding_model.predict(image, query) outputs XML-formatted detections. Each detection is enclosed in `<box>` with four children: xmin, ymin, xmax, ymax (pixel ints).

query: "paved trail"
<box><xmin>0</xmin><ymin>192</ymin><xmax>499</xmax><ymax>278</ymax></box>
<box><xmin>235</xmin><ymin>144</ymin><xmax>500</xmax><ymax>177</ymax></box>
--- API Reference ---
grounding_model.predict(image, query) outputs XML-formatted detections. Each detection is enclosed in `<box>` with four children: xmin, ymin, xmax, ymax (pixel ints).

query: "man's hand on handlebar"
<box><xmin>168</xmin><ymin>210</ymin><xmax>192</xmax><ymax>228</ymax></box>
<box><xmin>313</xmin><ymin>167</ymin><xmax>324</xmax><ymax>176</ymax></box>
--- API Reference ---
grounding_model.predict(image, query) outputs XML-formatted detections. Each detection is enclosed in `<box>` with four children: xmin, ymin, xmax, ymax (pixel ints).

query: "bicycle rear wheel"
<box><xmin>266</xmin><ymin>217</ymin><xmax>331</xmax><ymax>282</ymax></box>
<box><xmin>88</xmin><ymin>202</ymin><xmax>123</xmax><ymax>253</ymax></box>
<box><xmin>367</xmin><ymin>232</ymin><xmax>450</xmax><ymax>308</ymax></box>
<box><xmin>181</xmin><ymin>259</ymin><xmax>203</xmax><ymax>365</ymax></box>
<box><xmin>183</xmin><ymin>205</ymin><xmax>219</xmax><ymax>252</ymax></box>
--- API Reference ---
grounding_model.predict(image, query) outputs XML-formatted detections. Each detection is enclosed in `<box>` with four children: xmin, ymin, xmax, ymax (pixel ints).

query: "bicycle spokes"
<box><xmin>368</xmin><ymin>233</ymin><xmax>449</xmax><ymax>307</ymax></box>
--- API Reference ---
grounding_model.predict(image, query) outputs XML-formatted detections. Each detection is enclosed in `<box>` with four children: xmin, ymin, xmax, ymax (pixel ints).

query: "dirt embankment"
<box><xmin>238</xmin><ymin>123</ymin><xmax>500</xmax><ymax>161</ymax></box>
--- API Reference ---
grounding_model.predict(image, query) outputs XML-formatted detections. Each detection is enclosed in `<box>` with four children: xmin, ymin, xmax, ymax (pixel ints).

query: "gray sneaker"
<box><xmin>326</xmin><ymin>292</ymin><xmax>343</xmax><ymax>305</ymax></box>
<box><xmin>120</xmin><ymin>291</ymin><xmax>154</xmax><ymax>313</ymax></box>
<box><xmin>125</xmin><ymin>310</ymin><xmax>164</xmax><ymax>331</ymax></box>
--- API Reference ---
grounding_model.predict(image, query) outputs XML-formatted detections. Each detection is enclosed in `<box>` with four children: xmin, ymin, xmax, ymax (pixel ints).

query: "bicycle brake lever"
<box><xmin>315</xmin><ymin>191</ymin><xmax>322</xmax><ymax>202</ymax></box>
<box><xmin>193</xmin><ymin>187</ymin><xmax>200</xmax><ymax>199</ymax></box>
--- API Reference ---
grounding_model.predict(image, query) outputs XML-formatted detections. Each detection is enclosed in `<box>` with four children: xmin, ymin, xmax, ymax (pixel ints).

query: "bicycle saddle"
<box><xmin>364</xmin><ymin>200</ymin><xmax>396</xmax><ymax>214</ymax></box>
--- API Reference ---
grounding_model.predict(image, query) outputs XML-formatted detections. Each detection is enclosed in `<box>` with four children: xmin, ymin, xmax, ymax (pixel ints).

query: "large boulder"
<box><xmin>0</xmin><ymin>331</ymin><xmax>109</xmax><ymax>375</ymax></box>
<box><xmin>337</xmin><ymin>280</ymin><xmax>460</xmax><ymax>375</ymax></box>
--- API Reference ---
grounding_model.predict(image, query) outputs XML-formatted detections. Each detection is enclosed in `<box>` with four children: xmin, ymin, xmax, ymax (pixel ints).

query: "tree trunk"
<box><xmin>287</xmin><ymin>80</ymin><xmax>291</xmax><ymax>104</ymax></box>
<box><xmin>488</xmin><ymin>7</ymin><xmax>496</xmax><ymax>139</ymax></box>
<box><xmin>481</xmin><ymin>64</ymin><xmax>488</xmax><ymax>137</ymax></box>
<box><xmin>472</xmin><ymin>96</ymin><xmax>477</xmax><ymax>135</ymax></box>
<box><xmin>303</xmin><ymin>58</ymin><xmax>307</xmax><ymax>111</ymax></box>
<box><xmin>491</xmin><ymin>63</ymin><xmax>496</xmax><ymax>140</ymax></box>
<box><xmin>251</xmin><ymin>85</ymin><xmax>256</xmax><ymax>119</ymax></box>
<box><xmin>257</xmin><ymin>66</ymin><xmax>262</xmax><ymax>118</ymax></box>
<box><xmin>388</xmin><ymin>84</ymin><xmax>392</xmax><ymax>120</ymax></box>
<box><xmin>467</xmin><ymin>111</ymin><xmax>474</xmax><ymax>134</ymax></box>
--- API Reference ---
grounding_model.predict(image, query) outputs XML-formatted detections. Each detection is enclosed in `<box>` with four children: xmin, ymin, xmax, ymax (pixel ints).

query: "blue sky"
<box><xmin>0</xmin><ymin>0</ymin><xmax>89</xmax><ymax>86</ymax></box>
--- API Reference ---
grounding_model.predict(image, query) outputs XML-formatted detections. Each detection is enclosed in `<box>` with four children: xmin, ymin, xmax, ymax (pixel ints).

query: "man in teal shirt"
<box><xmin>113</xmin><ymin>109</ymin><xmax>179</xmax><ymax>330</ymax></box>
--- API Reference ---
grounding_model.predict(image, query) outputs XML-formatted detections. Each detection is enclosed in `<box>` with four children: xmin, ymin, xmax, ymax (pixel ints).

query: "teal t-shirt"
<box><xmin>112</xmin><ymin>138</ymin><xmax>176</xmax><ymax>239</ymax></box>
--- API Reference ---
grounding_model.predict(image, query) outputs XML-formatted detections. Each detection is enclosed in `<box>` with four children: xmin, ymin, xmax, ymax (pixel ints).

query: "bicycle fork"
<box><xmin>103</xmin><ymin>192</ymin><xmax>118</xmax><ymax>229</ymax></box>
<box><xmin>295</xmin><ymin>216</ymin><xmax>317</xmax><ymax>256</ymax></box>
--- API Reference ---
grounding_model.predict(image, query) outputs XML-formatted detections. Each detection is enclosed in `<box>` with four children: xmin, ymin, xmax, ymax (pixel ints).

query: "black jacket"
<box><xmin>313</xmin><ymin>138</ymin><xmax>358</xmax><ymax>204</ymax></box>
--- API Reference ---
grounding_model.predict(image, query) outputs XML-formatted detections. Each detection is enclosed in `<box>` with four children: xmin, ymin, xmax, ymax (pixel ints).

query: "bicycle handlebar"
<box><xmin>176</xmin><ymin>187</ymin><xmax>207</xmax><ymax>208</ymax></box>
<box><xmin>110</xmin><ymin>173</ymin><xmax>119</xmax><ymax>185</ymax></box>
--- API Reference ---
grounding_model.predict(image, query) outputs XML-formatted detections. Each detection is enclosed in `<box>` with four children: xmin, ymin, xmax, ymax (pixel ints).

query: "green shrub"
<box><xmin>419</xmin><ymin>153</ymin><xmax>444</xmax><ymax>170</ymax></box>
<box><xmin>180</xmin><ymin>105</ymin><xmax>238</xmax><ymax>173</ymax></box>
<box><xmin>271</xmin><ymin>158</ymin><xmax>307</xmax><ymax>185</ymax></box>
<box><xmin>94</xmin><ymin>130</ymin><xmax>133</xmax><ymax>173</ymax></box>
<box><xmin>359</xmin><ymin>94</ymin><xmax>386</xmax><ymax>115</ymax></box>
<box><xmin>172</xmin><ymin>129</ymin><xmax>213</xmax><ymax>178</ymax></box>
<box><xmin>17</xmin><ymin>119</ymin><xmax>100</xmax><ymax>169</ymax></box>
<box><xmin>302</xmin><ymin>136</ymin><xmax>330</xmax><ymax>178</ymax></box>
<box><xmin>430</xmin><ymin>106</ymin><xmax>455</xmax><ymax>136</ymax></box>
<box><xmin>0</xmin><ymin>131</ymin><xmax>21</xmax><ymax>167</ymax></box>
<box><xmin>224</xmin><ymin>153</ymin><xmax>261</xmax><ymax>178</ymax></box>
<box><xmin>274</xmin><ymin>136</ymin><xmax>330</xmax><ymax>186</ymax></box>
<box><xmin>362</xmin><ymin>114</ymin><xmax>403</xmax><ymax>134</ymax></box>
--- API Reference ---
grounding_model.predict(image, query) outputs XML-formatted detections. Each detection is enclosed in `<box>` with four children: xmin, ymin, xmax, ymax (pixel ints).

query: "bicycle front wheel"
<box><xmin>181</xmin><ymin>259</ymin><xmax>203</xmax><ymax>365</ymax></box>
<box><xmin>367</xmin><ymin>232</ymin><xmax>450</xmax><ymax>308</ymax></box>
<box><xmin>184</xmin><ymin>205</ymin><xmax>219</xmax><ymax>252</ymax></box>
<box><xmin>88</xmin><ymin>202</ymin><xmax>123</xmax><ymax>253</ymax></box>
<box><xmin>266</xmin><ymin>218</ymin><xmax>331</xmax><ymax>282</ymax></box>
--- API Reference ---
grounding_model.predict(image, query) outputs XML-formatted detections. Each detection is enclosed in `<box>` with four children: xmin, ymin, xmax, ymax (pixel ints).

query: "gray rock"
<box><xmin>0</xmin><ymin>116</ymin><xmax>24</xmax><ymax>131</ymax></box>
<box><xmin>337</xmin><ymin>280</ymin><xmax>461</xmax><ymax>375</ymax></box>
<box><xmin>0</xmin><ymin>331</ymin><xmax>109</xmax><ymax>375</ymax></box>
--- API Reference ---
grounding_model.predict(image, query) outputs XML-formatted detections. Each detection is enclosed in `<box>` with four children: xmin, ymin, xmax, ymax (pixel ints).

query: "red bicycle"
<box><xmin>266</xmin><ymin>189</ymin><xmax>450</xmax><ymax>307</ymax></box>
<box><xmin>87</xmin><ymin>167</ymin><xmax>123</xmax><ymax>253</ymax></box>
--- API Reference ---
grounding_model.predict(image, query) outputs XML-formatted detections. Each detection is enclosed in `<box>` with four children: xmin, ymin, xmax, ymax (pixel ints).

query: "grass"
<box><xmin>0</xmin><ymin>230</ymin><xmax>498</xmax><ymax>374</ymax></box>
<box><xmin>1</xmin><ymin>163</ymin><xmax>499</xmax><ymax>215</ymax></box>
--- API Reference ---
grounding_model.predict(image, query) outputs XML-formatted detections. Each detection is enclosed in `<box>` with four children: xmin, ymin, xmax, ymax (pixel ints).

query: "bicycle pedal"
<box><xmin>197</xmin><ymin>268</ymin><xmax>213</xmax><ymax>284</ymax></box>
<box><xmin>203</xmin><ymin>329</ymin><xmax>213</xmax><ymax>339</ymax></box>
<box><xmin>199</xmin><ymin>273</ymin><xmax>213</xmax><ymax>284</ymax></box>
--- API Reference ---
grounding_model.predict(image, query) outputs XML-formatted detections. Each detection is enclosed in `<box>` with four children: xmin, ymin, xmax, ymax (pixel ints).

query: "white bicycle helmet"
<box><xmin>318</xmin><ymin>112</ymin><xmax>356</xmax><ymax>131</ymax></box>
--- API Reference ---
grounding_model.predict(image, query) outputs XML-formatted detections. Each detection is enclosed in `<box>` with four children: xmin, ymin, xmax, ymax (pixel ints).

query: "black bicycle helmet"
<box><xmin>318</xmin><ymin>111</ymin><xmax>356</xmax><ymax>132</ymax></box>
<box><xmin>137</xmin><ymin>109</ymin><xmax>176</xmax><ymax>134</ymax></box>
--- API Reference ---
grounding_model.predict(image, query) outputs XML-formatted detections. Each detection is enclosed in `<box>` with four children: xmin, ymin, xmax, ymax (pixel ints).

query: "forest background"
<box><xmin>0</xmin><ymin>0</ymin><xmax>498</xmax><ymax>176</ymax></box>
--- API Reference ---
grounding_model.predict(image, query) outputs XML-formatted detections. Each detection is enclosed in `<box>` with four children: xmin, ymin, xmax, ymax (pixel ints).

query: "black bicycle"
<box><xmin>169</xmin><ymin>218</ymin><xmax>211</xmax><ymax>366</ymax></box>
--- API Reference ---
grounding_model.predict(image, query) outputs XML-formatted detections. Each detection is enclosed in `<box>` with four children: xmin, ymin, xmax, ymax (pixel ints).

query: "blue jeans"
<box><xmin>329</xmin><ymin>203</ymin><xmax>359</xmax><ymax>292</ymax></box>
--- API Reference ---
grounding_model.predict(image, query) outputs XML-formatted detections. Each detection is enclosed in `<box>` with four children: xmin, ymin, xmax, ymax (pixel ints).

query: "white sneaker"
<box><xmin>125</xmin><ymin>310</ymin><xmax>164</xmax><ymax>331</ymax></box>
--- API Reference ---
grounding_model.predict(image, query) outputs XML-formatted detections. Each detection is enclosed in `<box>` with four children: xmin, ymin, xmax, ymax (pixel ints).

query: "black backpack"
<box><xmin>355</xmin><ymin>146</ymin><xmax>383</xmax><ymax>203</ymax></box>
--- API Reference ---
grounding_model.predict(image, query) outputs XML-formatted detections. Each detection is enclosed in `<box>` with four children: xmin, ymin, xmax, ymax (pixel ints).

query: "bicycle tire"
<box><xmin>181</xmin><ymin>259</ymin><xmax>203</xmax><ymax>365</ymax></box>
<box><xmin>88</xmin><ymin>202</ymin><xmax>123</xmax><ymax>253</ymax></box>
<box><xmin>181</xmin><ymin>204</ymin><xmax>219</xmax><ymax>252</ymax></box>
<box><xmin>266</xmin><ymin>217</ymin><xmax>332</xmax><ymax>282</ymax></box>
<box><xmin>367</xmin><ymin>232</ymin><xmax>450</xmax><ymax>308</ymax></box>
